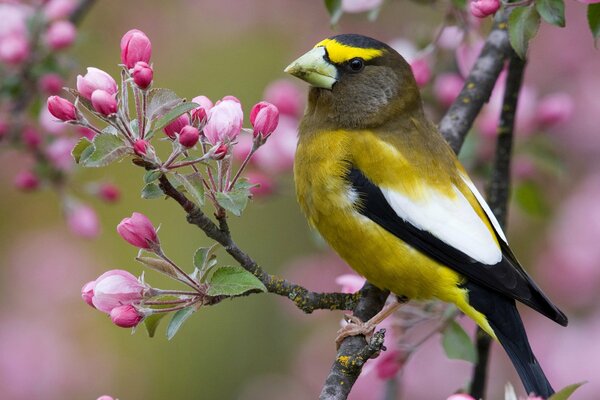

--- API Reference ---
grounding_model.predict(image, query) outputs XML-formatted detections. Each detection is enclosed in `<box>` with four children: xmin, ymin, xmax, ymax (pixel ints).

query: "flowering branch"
<box><xmin>469</xmin><ymin>49</ymin><xmax>525</xmax><ymax>400</ymax></box>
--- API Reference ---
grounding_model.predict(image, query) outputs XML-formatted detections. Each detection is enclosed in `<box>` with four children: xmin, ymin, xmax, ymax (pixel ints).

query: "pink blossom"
<box><xmin>47</xmin><ymin>95</ymin><xmax>77</xmax><ymax>121</ymax></box>
<box><xmin>116</xmin><ymin>212</ymin><xmax>159</xmax><ymax>250</ymax></box>
<box><xmin>132</xmin><ymin>61</ymin><xmax>153</xmax><ymax>89</ymax></box>
<box><xmin>76</xmin><ymin>67</ymin><xmax>118</xmax><ymax>100</ymax></box>
<box><xmin>264</xmin><ymin>79</ymin><xmax>303</xmax><ymax>117</ymax></box>
<box><xmin>434</xmin><ymin>73</ymin><xmax>464</xmax><ymax>107</ymax></box>
<box><xmin>67</xmin><ymin>204</ymin><xmax>100</xmax><ymax>238</ymax></box>
<box><xmin>250</xmin><ymin>101</ymin><xmax>279</xmax><ymax>139</ymax></box>
<box><xmin>512</xmin><ymin>156</ymin><xmax>537</xmax><ymax>181</ymax></box>
<box><xmin>97</xmin><ymin>396</ymin><xmax>115</xmax><ymax>400</ymax></box>
<box><xmin>536</xmin><ymin>93</ymin><xmax>574</xmax><ymax>128</ymax></box>
<box><xmin>437</xmin><ymin>26</ymin><xmax>465</xmax><ymax>50</ymax></box>
<box><xmin>335</xmin><ymin>273</ymin><xmax>366</xmax><ymax>294</ymax></box>
<box><xmin>91</xmin><ymin>89</ymin><xmax>117</xmax><ymax>116</ymax></box>
<box><xmin>212</xmin><ymin>143</ymin><xmax>229</xmax><ymax>160</ymax></box>
<box><xmin>0</xmin><ymin>118</ymin><xmax>8</xmax><ymax>139</ymax></box>
<box><xmin>470</xmin><ymin>0</ymin><xmax>500</xmax><ymax>18</ymax></box>
<box><xmin>40</xmin><ymin>106</ymin><xmax>67</xmax><ymax>134</ymax></box>
<box><xmin>133</xmin><ymin>139</ymin><xmax>149</xmax><ymax>155</ymax></box>
<box><xmin>98</xmin><ymin>183</ymin><xmax>120</xmax><ymax>203</ymax></box>
<box><xmin>251</xmin><ymin>115</ymin><xmax>297</xmax><ymax>172</ymax></box>
<box><xmin>447</xmin><ymin>394</ymin><xmax>476</xmax><ymax>400</ymax></box>
<box><xmin>77</xmin><ymin>126</ymin><xmax>96</xmax><ymax>140</ymax></box>
<box><xmin>46</xmin><ymin>137</ymin><xmax>77</xmax><ymax>170</ymax></box>
<box><xmin>410</xmin><ymin>58</ymin><xmax>431</xmax><ymax>87</ymax></box>
<box><xmin>341</xmin><ymin>0</ymin><xmax>384</xmax><ymax>13</ymax></box>
<box><xmin>375</xmin><ymin>349</ymin><xmax>405</xmax><ymax>379</ymax></box>
<box><xmin>389</xmin><ymin>38</ymin><xmax>418</xmax><ymax>61</ymax></box>
<box><xmin>43</xmin><ymin>0</ymin><xmax>77</xmax><ymax>20</ymax></box>
<box><xmin>81</xmin><ymin>280</ymin><xmax>96</xmax><ymax>307</ymax></box>
<box><xmin>456</xmin><ymin>38</ymin><xmax>485</xmax><ymax>78</ymax></box>
<box><xmin>191</xmin><ymin>95</ymin><xmax>213</xmax><ymax>122</ymax></box>
<box><xmin>44</xmin><ymin>20</ymin><xmax>76</xmax><ymax>50</ymax></box>
<box><xmin>246</xmin><ymin>172</ymin><xmax>274</xmax><ymax>197</ymax></box>
<box><xmin>39</xmin><ymin>73</ymin><xmax>64</xmax><ymax>95</ymax></box>
<box><xmin>0</xmin><ymin>34</ymin><xmax>29</xmax><ymax>65</ymax></box>
<box><xmin>163</xmin><ymin>114</ymin><xmax>189</xmax><ymax>139</ymax></box>
<box><xmin>22</xmin><ymin>126</ymin><xmax>41</xmax><ymax>149</ymax></box>
<box><xmin>92</xmin><ymin>270</ymin><xmax>146</xmax><ymax>313</ymax></box>
<box><xmin>14</xmin><ymin>170</ymin><xmax>39</xmax><ymax>191</ymax></box>
<box><xmin>204</xmin><ymin>97</ymin><xmax>244</xmax><ymax>145</ymax></box>
<box><xmin>120</xmin><ymin>29</ymin><xmax>152</xmax><ymax>69</ymax></box>
<box><xmin>178</xmin><ymin>125</ymin><xmax>200</xmax><ymax>148</ymax></box>
<box><xmin>576</xmin><ymin>0</ymin><xmax>600</xmax><ymax>3</ymax></box>
<box><xmin>232</xmin><ymin>132</ymin><xmax>253</xmax><ymax>162</ymax></box>
<box><xmin>110</xmin><ymin>305</ymin><xmax>144</xmax><ymax>328</ymax></box>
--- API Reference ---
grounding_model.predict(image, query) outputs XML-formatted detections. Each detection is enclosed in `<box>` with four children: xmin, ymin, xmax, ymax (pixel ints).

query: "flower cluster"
<box><xmin>1</xmin><ymin>0</ymin><xmax>119</xmax><ymax>238</ymax></box>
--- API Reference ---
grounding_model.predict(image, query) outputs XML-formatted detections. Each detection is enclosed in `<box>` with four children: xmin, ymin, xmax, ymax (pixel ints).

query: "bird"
<box><xmin>285</xmin><ymin>33</ymin><xmax>567</xmax><ymax>399</ymax></box>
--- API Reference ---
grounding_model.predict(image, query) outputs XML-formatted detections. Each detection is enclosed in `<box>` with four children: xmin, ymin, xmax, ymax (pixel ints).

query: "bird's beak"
<box><xmin>284</xmin><ymin>46</ymin><xmax>337</xmax><ymax>90</ymax></box>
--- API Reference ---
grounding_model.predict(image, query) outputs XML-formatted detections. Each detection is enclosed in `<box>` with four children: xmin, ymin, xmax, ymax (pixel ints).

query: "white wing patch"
<box><xmin>381</xmin><ymin>185</ymin><xmax>502</xmax><ymax>265</ymax></box>
<box><xmin>460</xmin><ymin>174</ymin><xmax>508</xmax><ymax>243</ymax></box>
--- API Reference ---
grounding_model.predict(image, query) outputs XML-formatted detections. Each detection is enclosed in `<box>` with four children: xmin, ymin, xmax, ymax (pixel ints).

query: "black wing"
<box><xmin>347</xmin><ymin>167</ymin><xmax>567</xmax><ymax>326</ymax></box>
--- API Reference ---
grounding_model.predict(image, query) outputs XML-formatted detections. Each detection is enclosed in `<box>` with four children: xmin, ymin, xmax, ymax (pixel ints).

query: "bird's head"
<box><xmin>285</xmin><ymin>34</ymin><xmax>422</xmax><ymax>129</ymax></box>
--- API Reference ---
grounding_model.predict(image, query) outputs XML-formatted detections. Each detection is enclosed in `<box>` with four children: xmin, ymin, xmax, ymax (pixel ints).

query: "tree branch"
<box><xmin>157</xmin><ymin>174</ymin><xmax>358</xmax><ymax>313</ymax></box>
<box><xmin>469</xmin><ymin>51</ymin><xmax>526</xmax><ymax>399</ymax></box>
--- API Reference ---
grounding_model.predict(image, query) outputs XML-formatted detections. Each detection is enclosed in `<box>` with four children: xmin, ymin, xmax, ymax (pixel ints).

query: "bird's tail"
<box><xmin>465</xmin><ymin>282</ymin><xmax>555</xmax><ymax>398</ymax></box>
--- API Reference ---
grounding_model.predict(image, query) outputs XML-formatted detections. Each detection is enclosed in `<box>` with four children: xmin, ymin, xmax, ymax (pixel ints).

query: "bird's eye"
<box><xmin>348</xmin><ymin>58</ymin><xmax>364</xmax><ymax>72</ymax></box>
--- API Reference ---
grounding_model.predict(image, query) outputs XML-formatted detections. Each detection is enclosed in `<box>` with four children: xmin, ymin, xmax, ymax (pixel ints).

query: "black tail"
<box><xmin>466</xmin><ymin>282</ymin><xmax>555</xmax><ymax>398</ymax></box>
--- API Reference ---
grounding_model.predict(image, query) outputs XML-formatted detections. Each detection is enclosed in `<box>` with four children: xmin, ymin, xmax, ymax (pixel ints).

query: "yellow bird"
<box><xmin>285</xmin><ymin>34</ymin><xmax>567</xmax><ymax>398</ymax></box>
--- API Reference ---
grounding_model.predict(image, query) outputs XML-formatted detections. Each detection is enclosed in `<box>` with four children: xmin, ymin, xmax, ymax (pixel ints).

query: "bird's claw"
<box><xmin>335</xmin><ymin>315</ymin><xmax>377</xmax><ymax>349</ymax></box>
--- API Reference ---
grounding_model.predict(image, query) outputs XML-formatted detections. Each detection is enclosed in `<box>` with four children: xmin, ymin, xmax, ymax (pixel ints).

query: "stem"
<box><xmin>148</xmin><ymin>299</ymin><xmax>200</xmax><ymax>314</ymax></box>
<box><xmin>228</xmin><ymin>144</ymin><xmax>257</xmax><ymax>190</ymax></box>
<box><xmin>469</xmin><ymin>51</ymin><xmax>525</xmax><ymax>400</ymax></box>
<box><xmin>155</xmin><ymin>249</ymin><xmax>202</xmax><ymax>291</ymax></box>
<box><xmin>144</xmin><ymin>299</ymin><xmax>190</xmax><ymax>306</ymax></box>
<box><xmin>152</xmin><ymin>289</ymin><xmax>203</xmax><ymax>296</ymax></box>
<box><xmin>134</xmin><ymin>86</ymin><xmax>143</xmax><ymax>139</ymax></box>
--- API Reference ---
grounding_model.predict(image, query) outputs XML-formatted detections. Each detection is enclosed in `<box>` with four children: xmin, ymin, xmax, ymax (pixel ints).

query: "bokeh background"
<box><xmin>1</xmin><ymin>0</ymin><xmax>599</xmax><ymax>399</ymax></box>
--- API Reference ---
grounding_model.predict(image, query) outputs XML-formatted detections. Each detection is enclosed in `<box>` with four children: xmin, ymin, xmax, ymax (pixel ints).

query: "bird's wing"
<box><xmin>347</xmin><ymin>166</ymin><xmax>568</xmax><ymax>326</ymax></box>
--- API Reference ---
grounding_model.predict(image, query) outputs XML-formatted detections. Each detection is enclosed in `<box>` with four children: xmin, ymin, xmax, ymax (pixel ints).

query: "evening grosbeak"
<box><xmin>285</xmin><ymin>34</ymin><xmax>567</xmax><ymax>398</ymax></box>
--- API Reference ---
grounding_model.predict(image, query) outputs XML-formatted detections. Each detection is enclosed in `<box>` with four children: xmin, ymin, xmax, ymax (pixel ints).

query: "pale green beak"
<box><xmin>284</xmin><ymin>46</ymin><xmax>338</xmax><ymax>90</ymax></box>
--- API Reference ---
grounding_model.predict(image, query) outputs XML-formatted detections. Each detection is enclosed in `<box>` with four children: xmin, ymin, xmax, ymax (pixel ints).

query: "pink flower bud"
<box><xmin>335</xmin><ymin>274</ymin><xmax>366</xmax><ymax>294</ymax></box>
<box><xmin>341</xmin><ymin>0</ymin><xmax>384</xmax><ymax>13</ymax></box>
<box><xmin>0</xmin><ymin>118</ymin><xmax>7</xmax><ymax>140</ymax></box>
<box><xmin>43</xmin><ymin>0</ymin><xmax>77</xmax><ymax>21</ymax></box>
<box><xmin>191</xmin><ymin>95</ymin><xmax>213</xmax><ymax>123</ymax></box>
<box><xmin>81</xmin><ymin>280</ymin><xmax>96</xmax><ymax>308</ymax></box>
<box><xmin>76</xmin><ymin>67</ymin><xmax>118</xmax><ymax>100</ymax></box>
<box><xmin>470</xmin><ymin>0</ymin><xmax>500</xmax><ymax>18</ymax></box>
<box><xmin>40</xmin><ymin>106</ymin><xmax>66</xmax><ymax>135</ymax></box>
<box><xmin>67</xmin><ymin>204</ymin><xmax>100</xmax><ymax>238</ymax></box>
<box><xmin>264</xmin><ymin>79</ymin><xmax>303</xmax><ymax>117</ymax></box>
<box><xmin>91</xmin><ymin>89</ymin><xmax>117</xmax><ymax>116</ymax></box>
<box><xmin>375</xmin><ymin>349</ymin><xmax>404</xmax><ymax>379</ymax></box>
<box><xmin>22</xmin><ymin>126</ymin><xmax>41</xmax><ymax>149</ymax></box>
<box><xmin>132</xmin><ymin>61</ymin><xmax>153</xmax><ymax>89</ymax></box>
<box><xmin>92</xmin><ymin>269</ymin><xmax>146</xmax><ymax>313</ymax></box>
<box><xmin>434</xmin><ymin>73</ymin><xmax>464</xmax><ymax>108</ymax></box>
<box><xmin>44</xmin><ymin>20</ymin><xmax>76</xmax><ymax>50</ymax></box>
<box><xmin>14</xmin><ymin>170</ymin><xmax>39</xmax><ymax>191</ymax></box>
<box><xmin>0</xmin><ymin>34</ymin><xmax>29</xmax><ymax>65</ymax></box>
<box><xmin>536</xmin><ymin>93</ymin><xmax>574</xmax><ymax>128</ymax></box>
<box><xmin>117</xmin><ymin>212</ymin><xmax>159</xmax><ymax>250</ymax></box>
<box><xmin>46</xmin><ymin>137</ymin><xmax>77</xmax><ymax>170</ymax></box>
<box><xmin>77</xmin><ymin>126</ymin><xmax>96</xmax><ymax>140</ymax></box>
<box><xmin>246</xmin><ymin>172</ymin><xmax>274</xmax><ymax>197</ymax></box>
<box><xmin>221</xmin><ymin>95</ymin><xmax>240</xmax><ymax>104</ymax></box>
<box><xmin>163</xmin><ymin>114</ymin><xmax>189</xmax><ymax>139</ymax></box>
<box><xmin>133</xmin><ymin>139</ymin><xmax>149</xmax><ymax>155</ymax></box>
<box><xmin>98</xmin><ymin>183</ymin><xmax>120</xmax><ymax>203</ymax></box>
<box><xmin>110</xmin><ymin>305</ymin><xmax>144</xmax><ymax>328</ymax></box>
<box><xmin>212</xmin><ymin>144</ymin><xmax>228</xmax><ymax>160</ymax></box>
<box><xmin>447</xmin><ymin>394</ymin><xmax>476</xmax><ymax>400</ymax></box>
<box><xmin>577</xmin><ymin>0</ymin><xmax>600</xmax><ymax>3</ymax></box>
<box><xmin>97</xmin><ymin>396</ymin><xmax>115</xmax><ymax>400</ymax></box>
<box><xmin>178</xmin><ymin>125</ymin><xmax>200</xmax><ymax>148</ymax></box>
<box><xmin>437</xmin><ymin>26</ymin><xmax>465</xmax><ymax>50</ymax></box>
<box><xmin>204</xmin><ymin>98</ymin><xmax>243</xmax><ymax>145</ymax></box>
<box><xmin>47</xmin><ymin>95</ymin><xmax>77</xmax><ymax>121</ymax></box>
<box><xmin>250</xmin><ymin>101</ymin><xmax>279</xmax><ymax>139</ymax></box>
<box><xmin>410</xmin><ymin>58</ymin><xmax>431</xmax><ymax>88</ymax></box>
<box><xmin>120</xmin><ymin>29</ymin><xmax>152</xmax><ymax>69</ymax></box>
<box><xmin>39</xmin><ymin>73</ymin><xmax>64</xmax><ymax>95</ymax></box>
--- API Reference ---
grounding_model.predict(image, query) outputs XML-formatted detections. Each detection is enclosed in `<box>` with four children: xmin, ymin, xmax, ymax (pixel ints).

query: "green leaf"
<box><xmin>71</xmin><ymin>137</ymin><xmax>92</xmax><ymax>163</ymax></box>
<box><xmin>144</xmin><ymin>313</ymin><xmax>167</xmax><ymax>338</ymax></box>
<box><xmin>172</xmin><ymin>172</ymin><xmax>205</xmax><ymax>207</ymax></box>
<box><xmin>193</xmin><ymin>245</ymin><xmax>219</xmax><ymax>281</ymax></box>
<box><xmin>152</xmin><ymin>102</ymin><xmax>198</xmax><ymax>133</ymax></box>
<box><xmin>508</xmin><ymin>6</ymin><xmax>541</xmax><ymax>59</ymax></box>
<box><xmin>441</xmin><ymin>320</ymin><xmax>477</xmax><ymax>363</ymax></box>
<box><xmin>166</xmin><ymin>306</ymin><xmax>196</xmax><ymax>340</ymax></box>
<box><xmin>146</xmin><ymin>88</ymin><xmax>182</xmax><ymax>121</ymax></box>
<box><xmin>214</xmin><ymin>178</ymin><xmax>253</xmax><ymax>216</ymax></box>
<box><xmin>136</xmin><ymin>256</ymin><xmax>180</xmax><ymax>280</ymax></box>
<box><xmin>144</xmin><ymin>169</ymin><xmax>163</xmax><ymax>184</ymax></box>
<box><xmin>206</xmin><ymin>265</ymin><xmax>267</xmax><ymax>296</ymax></box>
<box><xmin>548</xmin><ymin>382</ymin><xmax>586</xmax><ymax>400</ymax></box>
<box><xmin>588</xmin><ymin>3</ymin><xmax>600</xmax><ymax>44</ymax></box>
<box><xmin>451</xmin><ymin>0</ymin><xmax>466</xmax><ymax>10</ymax></box>
<box><xmin>141</xmin><ymin>183</ymin><xmax>164</xmax><ymax>199</ymax></box>
<box><xmin>536</xmin><ymin>0</ymin><xmax>565</xmax><ymax>27</ymax></box>
<box><xmin>81</xmin><ymin>133</ymin><xmax>129</xmax><ymax>168</ymax></box>
<box><xmin>324</xmin><ymin>0</ymin><xmax>343</xmax><ymax>25</ymax></box>
<box><xmin>514</xmin><ymin>181</ymin><xmax>549</xmax><ymax>216</ymax></box>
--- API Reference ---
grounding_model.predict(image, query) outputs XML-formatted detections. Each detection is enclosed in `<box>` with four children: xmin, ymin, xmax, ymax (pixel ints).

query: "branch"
<box><xmin>319</xmin><ymin>10</ymin><xmax>516</xmax><ymax>400</ymax></box>
<box><xmin>157</xmin><ymin>174</ymin><xmax>358</xmax><ymax>313</ymax></box>
<box><xmin>469</xmin><ymin>51</ymin><xmax>526</xmax><ymax>399</ymax></box>
<box><xmin>439</xmin><ymin>9</ymin><xmax>512</xmax><ymax>152</ymax></box>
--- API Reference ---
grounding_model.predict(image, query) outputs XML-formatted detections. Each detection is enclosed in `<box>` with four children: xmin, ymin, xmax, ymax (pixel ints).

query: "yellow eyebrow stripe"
<box><xmin>315</xmin><ymin>38</ymin><xmax>384</xmax><ymax>64</ymax></box>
